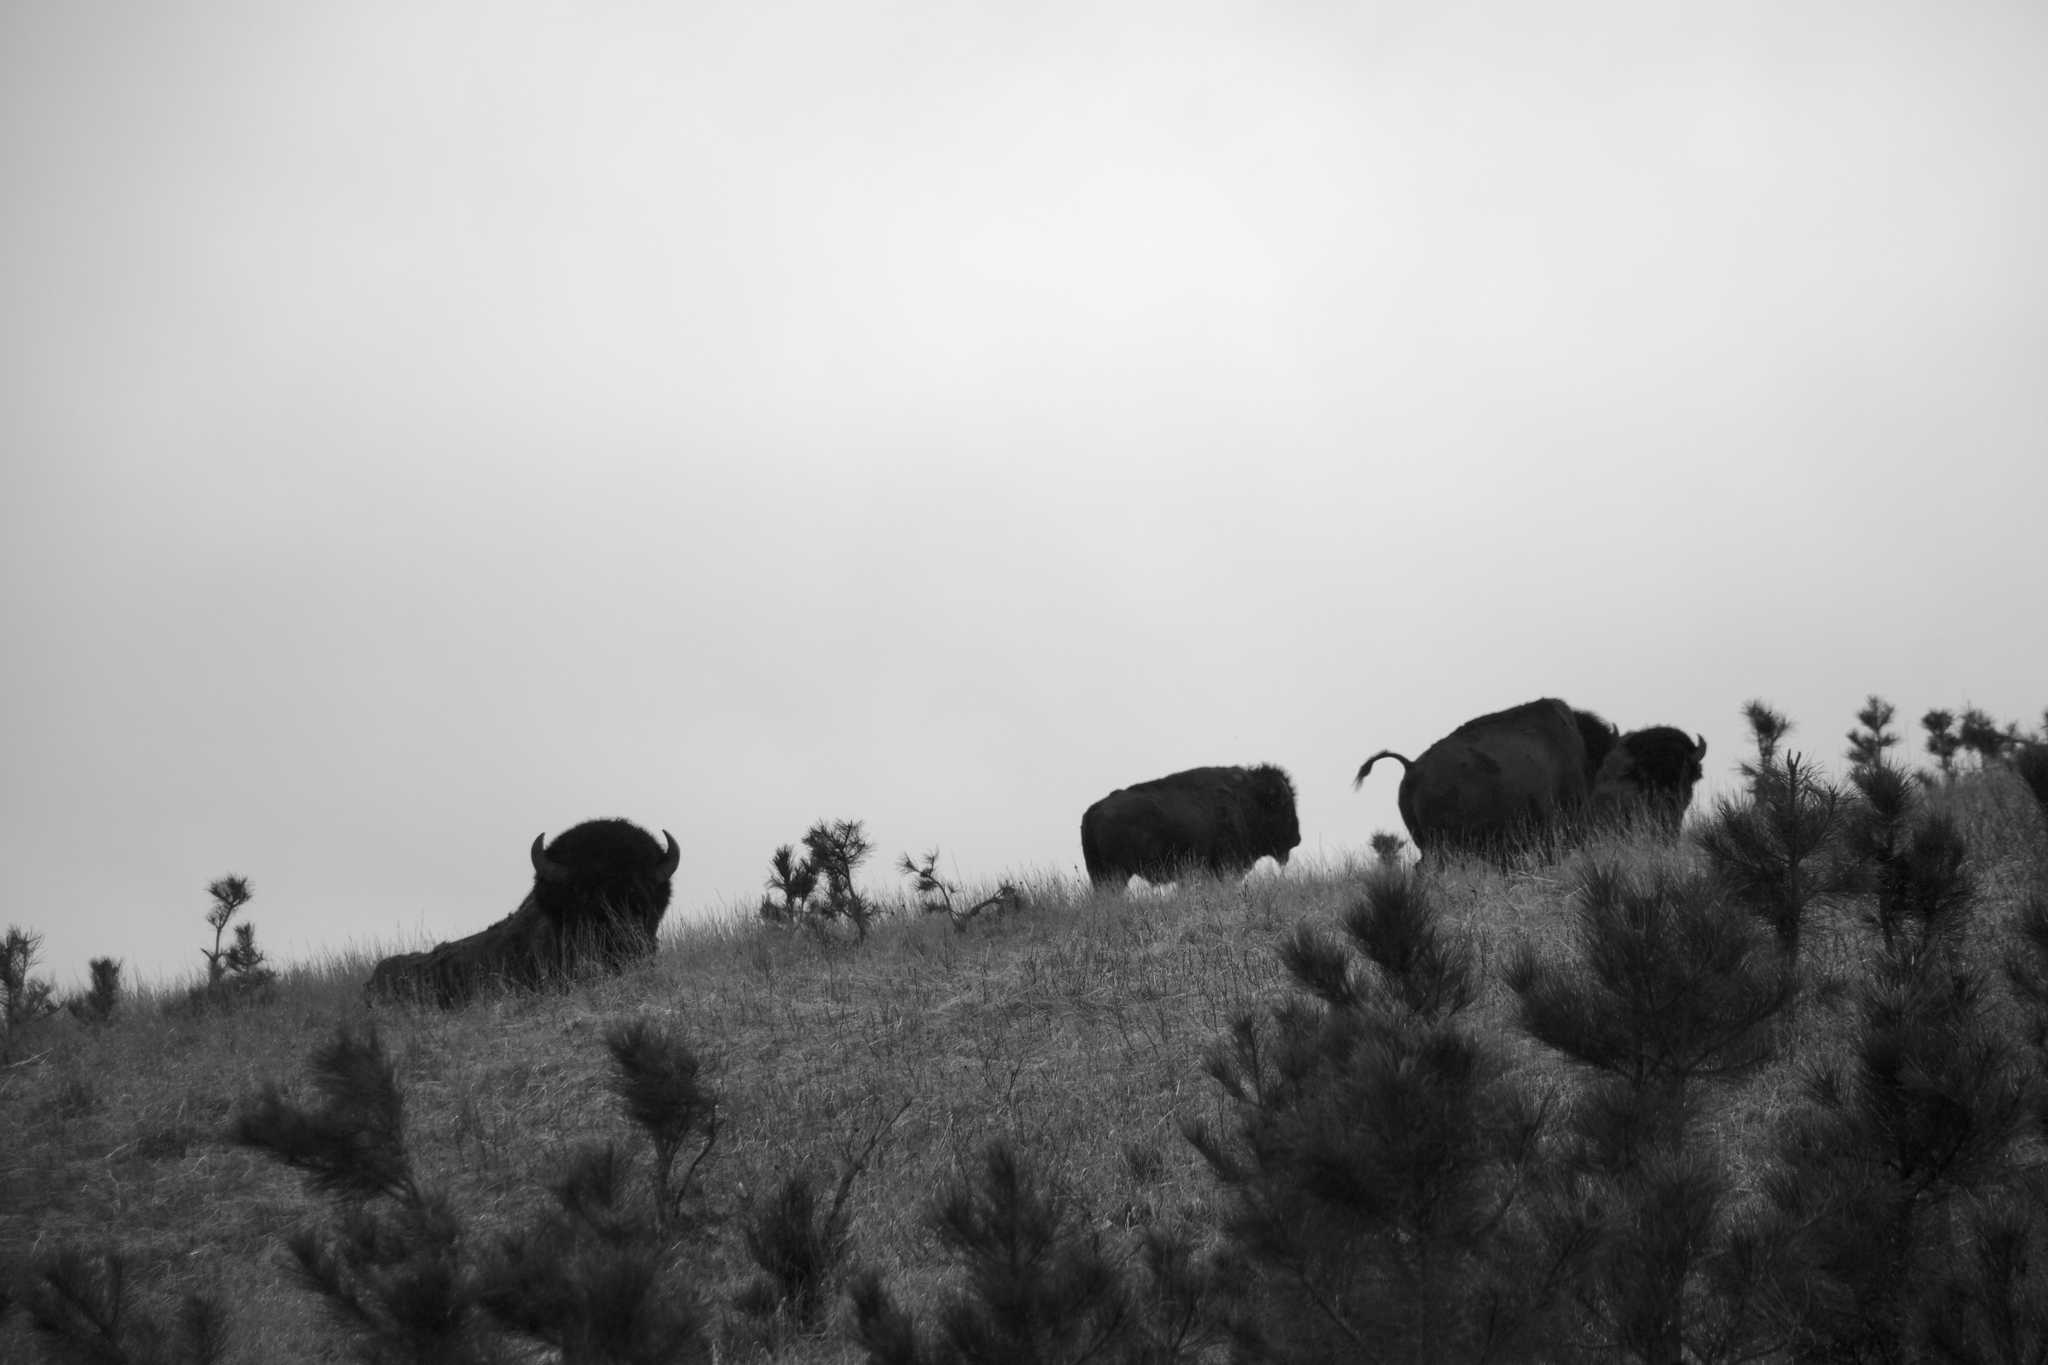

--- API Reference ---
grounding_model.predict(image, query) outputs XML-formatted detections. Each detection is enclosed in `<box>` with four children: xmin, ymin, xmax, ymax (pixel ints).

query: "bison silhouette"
<box><xmin>1356</xmin><ymin>698</ymin><xmax>1704</xmax><ymax>862</ymax></box>
<box><xmin>1081</xmin><ymin>764</ymin><xmax>1300</xmax><ymax>892</ymax></box>
<box><xmin>367</xmin><ymin>817</ymin><xmax>680</xmax><ymax>1007</ymax></box>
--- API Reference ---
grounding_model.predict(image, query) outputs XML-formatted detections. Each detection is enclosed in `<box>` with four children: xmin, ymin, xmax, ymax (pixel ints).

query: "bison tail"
<box><xmin>1353</xmin><ymin>750</ymin><xmax>1410</xmax><ymax>790</ymax></box>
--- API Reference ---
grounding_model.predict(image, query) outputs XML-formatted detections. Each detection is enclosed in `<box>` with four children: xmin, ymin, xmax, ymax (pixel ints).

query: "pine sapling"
<box><xmin>851</xmin><ymin>1141</ymin><xmax>1204</xmax><ymax>1365</ymax></box>
<box><xmin>603</xmin><ymin>1017</ymin><xmax>718</xmax><ymax>1234</ymax></box>
<box><xmin>1187</xmin><ymin>870</ymin><xmax>1558</xmax><ymax>1363</ymax></box>
<box><xmin>737</xmin><ymin>1100</ymin><xmax>904</xmax><ymax>1334</ymax></box>
<box><xmin>1846</xmin><ymin>694</ymin><xmax>1900</xmax><ymax>778</ymax></box>
<box><xmin>63</xmin><ymin>957</ymin><xmax>123</xmax><ymax>1024</ymax></box>
<box><xmin>1923</xmin><ymin>710</ymin><xmax>1962</xmax><ymax>782</ymax></box>
<box><xmin>19</xmin><ymin>1248</ymin><xmax>228</xmax><ymax>1365</ymax></box>
<box><xmin>233</xmin><ymin>1026</ymin><xmax>498</xmax><ymax>1364</ymax></box>
<box><xmin>1738</xmin><ymin>811</ymin><xmax>2041</xmax><ymax>1361</ymax></box>
<box><xmin>1</xmin><ymin>926</ymin><xmax>57</xmax><ymax>1036</ymax></box>
<box><xmin>1697</xmin><ymin>749</ymin><xmax>1853</xmax><ymax>962</ymax></box>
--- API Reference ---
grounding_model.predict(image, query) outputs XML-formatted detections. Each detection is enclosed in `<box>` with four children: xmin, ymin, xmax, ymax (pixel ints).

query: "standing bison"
<box><xmin>367</xmin><ymin>818</ymin><xmax>681</xmax><ymax>1007</ymax></box>
<box><xmin>1356</xmin><ymin>698</ymin><xmax>1704</xmax><ymax>862</ymax></box>
<box><xmin>1081</xmin><ymin>764</ymin><xmax>1301</xmax><ymax>891</ymax></box>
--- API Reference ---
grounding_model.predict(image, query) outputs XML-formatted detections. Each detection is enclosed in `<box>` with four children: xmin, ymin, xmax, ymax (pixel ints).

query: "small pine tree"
<box><xmin>758</xmin><ymin>821</ymin><xmax>879</xmax><ymax>940</ymax></box>
<box><xmin>602</xmin><ymin>1018</ymin><xmax>718</xmax><ymax>1234</ymax></box>
<box><xmin>850</xmin><ymin>1141</ymin><xmax>1224</xmax><ymax>1365</ymax></box>
<box><xmin>1740</xmin><ymin>699</ymin><xmax>1792</xmax><ymax>787</ymax></box>
<box><xmin>759</xmin><ymin>844</ymin><xmax>820</xmax><ymax>928</ymax></box>
<box><xmin>1846</xmin><ymin>695</ymin><xmax>1900</xmax><ymax>776</ymax></box>
<box><xmin>1186</xmin><ymin>870</ymin><xmax>1558</xmax><ymax>1362</ymax></box>
<box><xmin>900</xmin><ymin>849</ymin><xmax>956</xmax><ymax>917</ymax></box>
<box><xmin>64</xmin><ymin>957</ymin><xmax>123</xmax><ymax>1024</ymax></box>
<box><xmin>189</xmin><ymin>876</ymin><xmax>274</xmax><ymax>1010</ymax></box>
<box><xmin>805</xmin><ymin>819</ymin><xmax>877</xmax><ymax>940</ymax></box>
<box><xmin>1922</xmin><ymin>709</ymin><xmax>1962</xmax><ymax>781</ymax></box>
<box><xmin>1</xmin><ymin>926</ymin><xmax>58</xmax><ymax>1037</ymax></box>
<box><xmin>19</xmin><ymin>1248</ymin><xmax>229</xmax><ymax>1365</ymax></box>
<box><xmin>1735</xmin><ymin>794</ymin><xmax>2042</xmax><ymax>1360</ymax></box>
<box><xmin>1368</xmin><ymin>831</ymin><xmax>1407</xmax><ymax>868</ymax></box>
<box><xmin>1957</xmin><ymin>706</ymin><xmax>2014</xmax><ymax>769</ymax></box>
<box><xmin>1697</xmin><ymin>746</ymin><xmax>1853</xmax><ymax>963</ymax></box>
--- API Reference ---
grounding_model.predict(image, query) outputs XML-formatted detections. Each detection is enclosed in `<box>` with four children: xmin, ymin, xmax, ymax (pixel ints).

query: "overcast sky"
<box><xmin>4</xmin><ymin>0</ymin><xmax>2043</xmax><ymax>988</ymax></box>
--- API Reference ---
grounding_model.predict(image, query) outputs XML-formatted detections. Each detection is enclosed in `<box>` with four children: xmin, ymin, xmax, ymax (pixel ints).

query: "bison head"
<box><xmin>529</xmin><ymin>818</ymin><xmax>682</xmax><ymax>947</ymax></box>
<box><xmin>1591</xmin><ymin>728</ymin><xmax>1708</xmax><ymax>835</ymax></box>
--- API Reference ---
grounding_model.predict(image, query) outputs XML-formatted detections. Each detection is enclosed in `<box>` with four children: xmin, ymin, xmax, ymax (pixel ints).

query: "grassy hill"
<box><xmin>4</xmin><ymin>764</ymin><xmax>2046</xmax><ymax>1363</ymax></box>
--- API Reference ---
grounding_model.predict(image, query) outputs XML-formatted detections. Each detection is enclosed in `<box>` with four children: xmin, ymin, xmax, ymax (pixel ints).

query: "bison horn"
<box><xmin>657</xmin><ymin>830</ymin><xmax>681</xmax><ymax>879</ymax></box>
<box><xmin>531</xmin><ymin>833</ymin><xmax>572</xmax><ymax>885</ymax></box>
<box><xmin>1693</xmin><ymin>733</ymin><xmax>1708</xmax><ymax>760</ymax></box>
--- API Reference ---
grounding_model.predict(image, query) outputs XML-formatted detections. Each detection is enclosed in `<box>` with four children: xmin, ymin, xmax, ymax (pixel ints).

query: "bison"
<box><xmin>1081</xmin><ymin>764</ymin><xmax>1301</xmax><ymax>891</ymax></box>
<box><xmin>1355</xmin><ymin>698</ymin><xmax>1705</xmax><ymax>862</ymax></box>
<box><xmin>367</xmin><ymin>818</ymin><xmax>681</xmax><ymax>1007</ymax></box>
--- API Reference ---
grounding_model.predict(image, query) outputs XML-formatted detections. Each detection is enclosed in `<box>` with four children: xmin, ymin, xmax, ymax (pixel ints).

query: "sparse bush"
<box><xmin>236</xmin><ymin>1019</ymin><xmax>723</xmax><ymax>1365</ymax></box>
<box><xmin>185</xmin><ymin>875</ymin><xmax>274</xmax><ymax>1012</ymax></box>
<box><xmin>759</xmin><ymin>820</ymin><xmax>880</xmax><ymax>940</ymax></box>
<box><xmin>1923</xmin><ymin>709</ymin><xmax>1963</xmax><ymax>781</ymax></box>
<box><xmin>2</xmin><ymin>925</ymin><xmax>58</xmax><ymax>1044</ymax></box>
<box><xmin>1187</xmin><ymin>870</ymin><xmax>1558</xmax><ymax>1362</ymax></box>
<box><xmin>1368</xmin><ymin>831</ymin><xmax>1407</xmax><ymax>867</ymax></box>
<box><xmin>1697</xmin><ymin>725</ymin><xmax>1854</xmax><ymax>962</ymax></box>
<box><xmin>64</xmin><ymin>957</ymin><xmax>123</xmax><ymax>1025</ymax></box>
<box><xmin>603</xmin><ymin>1018</ymin><xmax>719</xmax><ymax>1234</ymax></box>
<box><xmin>1846</xmin><ymin>694</ymin><xmax>1901</xmax><ymax>777</ymax></box>
<box><xmin>850</xmin><ymin>1141</ymin><xmax>1225</xmax><ymax>1365</ymax></box>
<box><xmin>17</xmin><ymin>1248</ymin><xmax>228</xmax><ymax>1365</ymax></box>
<box><xmin>1732</xmin><ymin>761</ymin><xmax>2046</xmax><ymax>1360</ymax></box>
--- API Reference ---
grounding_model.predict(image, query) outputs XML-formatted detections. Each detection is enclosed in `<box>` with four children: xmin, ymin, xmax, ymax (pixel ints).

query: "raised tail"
<box><xmin>1353</xmin><ymin>750</ymin><xmax>1410</xmax><ymax>790</ymax></box>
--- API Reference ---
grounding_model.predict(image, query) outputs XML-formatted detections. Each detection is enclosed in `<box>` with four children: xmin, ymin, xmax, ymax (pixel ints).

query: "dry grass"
<box><xmin>3</xmin><ymin>773</ymin><xmax>2044</xmax><ymax>1362</ymax></box>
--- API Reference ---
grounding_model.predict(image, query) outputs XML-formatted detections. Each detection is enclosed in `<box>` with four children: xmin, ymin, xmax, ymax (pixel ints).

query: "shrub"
<box><xmin>64</xmin><ymin>957</ymin><xmax>123</xmax><ymax>1025</ymax></box>
<box><xmin>16</xmin><ymin>1248</ymin><xmax>228</xmax><ymax>1365</ymax></box>
<box><xmin>850</xmin><ymin>1141</ymin><xmax>1224</xmax><ymax>1365</ymax></box>
<box><xmin>1186</xmin><ymin>870</ymin><xmax>1558</xmax><ymax>1362</ymax></box>
<box><xmin>184</xmin><ymin>876</ymin><xmax>274</xmax><ymax>1012</ymax></box>
<box><xmin>758</xmin><ymin>820</ymin><xmax>880</xmax><ymax>940</ymax></box>
<box><xmin>1</xmin><ymin>926</ymin><xmax>58</xmax><ymax>1045</ymax></box>
<box><xmin>235</xmin><ymin>1020</ymin><xmax>722</xmax><ymax>1364</ymax></box>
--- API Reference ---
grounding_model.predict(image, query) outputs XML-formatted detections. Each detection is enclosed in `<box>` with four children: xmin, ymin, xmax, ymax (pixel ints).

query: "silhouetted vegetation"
<box><xmin>852</xmin><ymin>1141</ymin><xmax>1224</xmax><ymax>1365</ymax></box>
<box><xmin>233</xmin><ymin>1021</ymin><xmax>723</xmax><ymax>1364</ymax></box>
<box><xmin>183</xmin><ymin>876</ymin><xmax>274</xmax><ymax>1012</ymax></box>
<box><xmin>760</xmin><ymin>820</ymin><xmax>880</xmax><ymax>940</ymax></box>
<box><xmin>62</xmin><ymin>958</ymin><xmax>122</xmax><ymax>1025</ymax></box>
<box><xmin>15</xmin><ymin>1249</ymin><xmax>228</xmax><ymax>1365</ymax></box>
<box><xmin>2</xmin><ymin>926</ymin><xmax>58</xmax><ymax>1050</ymax></box>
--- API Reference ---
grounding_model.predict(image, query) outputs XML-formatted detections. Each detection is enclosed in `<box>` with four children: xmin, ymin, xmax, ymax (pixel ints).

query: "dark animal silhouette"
<box><xmin>1081</xmin><ymin>764</ymin><xmax>1300</xmax><ymax>891</ymax></box>
<box><xmin>367</xmin><ymin>818</ymin><xmax>680</xmax><ymax>1007</ymax></box>
<box><xmin>1356</xmin><ymin>699</ymin><xmax>1705</xmax><ymax>862</ymax></box>
<box><xmin>1589</xmin><ymin>725</ymin><xmax>1711</xmax><ymax>836</ymax></box>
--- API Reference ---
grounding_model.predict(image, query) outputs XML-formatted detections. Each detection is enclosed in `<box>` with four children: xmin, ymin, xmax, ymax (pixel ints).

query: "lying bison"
<box><xmin>367</xmin><ymin>818</ymin><xmax>680</xmax><ymax>1007</ymax></box>
<box><xmin>1355</xmin><ymin>698</ymin><xmax>1705</xmax><ymax>862</ymax></box>
<box><xmin>1081</xmin><ymin>764</ymin><xmax>1300</xmax><ymax>892</ymax></box>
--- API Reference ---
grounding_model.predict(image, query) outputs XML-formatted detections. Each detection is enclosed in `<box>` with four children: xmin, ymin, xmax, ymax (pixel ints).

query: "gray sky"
<box><xmin>5</xmin><ymin>1</ymin><xmax>2043</xmax><ymax>987</ymax></box>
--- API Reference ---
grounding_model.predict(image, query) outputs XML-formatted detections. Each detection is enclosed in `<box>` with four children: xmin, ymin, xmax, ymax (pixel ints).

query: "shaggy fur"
<box><xmin>1080</xmin><ymin>764</ymin><xmax>1301</xmax><ymax>891</ymax></box>
<box><xmin>367</xmin><ymin>818</ymin><xmax>679</xmax><ymax>1008</ymax></box>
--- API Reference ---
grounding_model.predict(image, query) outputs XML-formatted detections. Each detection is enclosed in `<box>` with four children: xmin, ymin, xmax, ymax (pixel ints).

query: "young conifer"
<box><xmin>1696</xmin><ymin>747</ymin><xmax>1853</xmax><ymax>962</ymax></box>
<box><xmin>1504</xmin><ymin>864</ymin><xmax>1792</xmax><ymax>1363</ymax></box>
<box><xmin>1735</xmin><ymin>798</ymin><xmax>2041</xmax><ymax>1359</ymax></box>
<box><xmin>1186</xmin><ymin>869</ymin><xmax>1557</xmax><ymax>1362</ymax></box>
<box><xmin>63</xmin><ymin>957</ymin><xmax>122</xmax><ymax>1024</ymax></box>
<box><xmin>18</xmin><ymin>1249</ymin><xmax>228</xmax><ymax>1365</ymax></box>
<box><xmin>849</xmin><ymin>1141</ymin><xmax>1217</xmax><ymax>1365</ymax></box>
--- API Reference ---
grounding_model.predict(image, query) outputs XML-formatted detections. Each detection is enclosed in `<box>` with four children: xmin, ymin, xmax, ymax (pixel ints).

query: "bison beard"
<box><xmin>366</xmin><ymin>818</ymin><xmax>680</xmax><ymax>1008</ymax></box>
